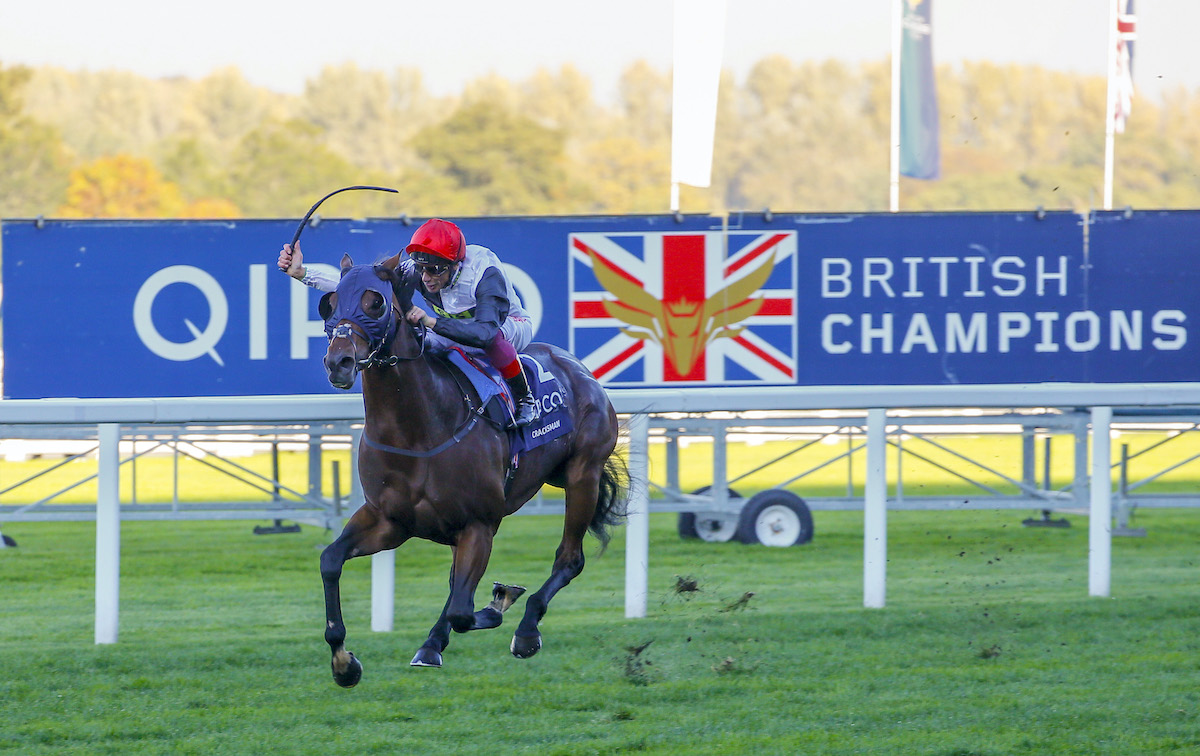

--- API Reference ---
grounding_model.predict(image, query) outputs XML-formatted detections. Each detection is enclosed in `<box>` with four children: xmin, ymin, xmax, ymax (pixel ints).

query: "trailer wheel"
<box><xmin>688</xmin><ymin>513</ymin><xmax>740</xmax><ymax>542</ymax></box>
<box><xmin>735</xmin><ymin>490</ymin><xmax>813</xmax><ymax>547</ymax></box>
<box><xmin>678</xmin><ymin>487</ymin><xmax>741</xmax><ymax>541</ymax></box>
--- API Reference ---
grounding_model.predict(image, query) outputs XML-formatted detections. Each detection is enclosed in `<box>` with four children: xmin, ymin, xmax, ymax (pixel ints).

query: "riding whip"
<box><xmin>290</xmin><ymin>185</ymin><xmax>399</xmax><ymax>247</ymax></box>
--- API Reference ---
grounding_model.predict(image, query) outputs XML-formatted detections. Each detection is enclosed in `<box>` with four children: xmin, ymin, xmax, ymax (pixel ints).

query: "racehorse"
<box><xmin>317</xmin><ymin>253</ymin><xmax>628</xmax><ymax>687</ymax></box>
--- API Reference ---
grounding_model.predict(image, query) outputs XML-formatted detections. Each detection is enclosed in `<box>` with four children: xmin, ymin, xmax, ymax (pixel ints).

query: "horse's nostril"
<box><xmin>325</xmin><ymin>353</ymin><xmax>356</xmax><ymax>378</ymax></box>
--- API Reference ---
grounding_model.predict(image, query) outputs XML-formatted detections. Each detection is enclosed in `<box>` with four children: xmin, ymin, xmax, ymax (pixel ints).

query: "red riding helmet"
<box><xmin>406</xmin><ymin>218</ymin><xmax>466</xmax><ymax>265</ymax></box>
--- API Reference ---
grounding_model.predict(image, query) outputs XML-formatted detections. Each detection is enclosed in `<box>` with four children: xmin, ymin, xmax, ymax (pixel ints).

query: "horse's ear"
<box><xmin>374</xmin><ymin>253</ymin><xmax>401</xmax><ymax>284</ymax></box>
<box><xmin>340</xmin><ymin>253</ymin><xmax>353</xmax><ymax>276</ymax></box>
<box><xmin>394</xmin><ymin>279</ymin><xmax>414</xmax><ymax>315</ymax></box>
<box><xmin>318</xmin><ymin>292</ymin><xmax>335</xmax><ymax>321</ymax></box>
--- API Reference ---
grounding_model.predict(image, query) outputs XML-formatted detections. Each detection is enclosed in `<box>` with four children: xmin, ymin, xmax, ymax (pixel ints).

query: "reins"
<box><xmin>361</xmin><ymin>414</ymin><xmax>480</xmax><ymax>458</ymax></box>
<box><xmin>352</xmin><ymin>316</ymin><xmax>491</xmax><ymax>458</ymax></box>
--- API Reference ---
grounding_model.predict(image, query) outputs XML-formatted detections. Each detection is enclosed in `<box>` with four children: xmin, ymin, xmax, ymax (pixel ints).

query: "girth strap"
<box><xmin>360</xmin><ymin>415</ymin><xmax>480</xmax><ymax>458</ymax></box>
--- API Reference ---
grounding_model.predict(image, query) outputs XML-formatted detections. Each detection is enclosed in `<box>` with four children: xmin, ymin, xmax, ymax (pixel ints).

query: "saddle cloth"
<box><xmin>441</xmin><ymin>348</ymin><xmax>573</xmax><ymax>455</ymax></box>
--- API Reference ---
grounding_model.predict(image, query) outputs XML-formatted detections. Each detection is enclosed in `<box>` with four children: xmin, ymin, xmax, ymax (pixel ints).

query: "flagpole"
<box><xmin>889</xmin><ymin>0</ymin><xmax>901</xmax><ymax>212</ymax></box>
<box><xmin>1103</xmin><ymin>0</ymin><xmax>1118</xmax><ymax>211</ymax></box>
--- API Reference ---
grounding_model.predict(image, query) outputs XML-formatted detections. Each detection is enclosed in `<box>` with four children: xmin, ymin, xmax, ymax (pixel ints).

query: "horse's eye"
<box><xmin>318</xmin><ymin>292</ymin><xmax>336</xmax><ymax>321</ymax></box>
<box><xmin>362</xmin><ymin>291</ymin><xmax>386</xmax><ymax>319</ymax></box>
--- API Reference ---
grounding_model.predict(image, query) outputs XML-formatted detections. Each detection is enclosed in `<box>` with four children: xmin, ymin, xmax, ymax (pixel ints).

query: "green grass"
<box><xmin>2</xmin><ymin>508</ymin><xmax>1198</xmax><ymax>754</ymax></box>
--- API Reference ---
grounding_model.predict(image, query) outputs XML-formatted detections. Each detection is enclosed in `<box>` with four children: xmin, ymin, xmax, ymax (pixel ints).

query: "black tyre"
<box><xmin>1</xmin><ymin>534</ymin><xmax>16</xmax><ymax>547</ymax></box>
<box><xmin>735</xmin><ymin>490</ymin><xmax>814</xmax><ymax>547</ymax></box>
<box><xmin>677</xmin><ymin>512</ymin><xmax>700</xmax><ymax>539</ymax></box>
<box><xmin>678</xmin><ymin>486</ymin><xmax>741</xmax><ymax>540</ymax></box>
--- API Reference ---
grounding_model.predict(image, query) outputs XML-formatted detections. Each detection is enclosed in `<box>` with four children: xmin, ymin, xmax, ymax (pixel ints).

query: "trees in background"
<box><xmin>0</xmin><ymin>65</ymin><xmax>71</xmax><ymax>218</ymax></box>
<box><xmin>1</xmin><ymin>57</ymin><xmax>1198</xmax><ymax>220</ymax></box>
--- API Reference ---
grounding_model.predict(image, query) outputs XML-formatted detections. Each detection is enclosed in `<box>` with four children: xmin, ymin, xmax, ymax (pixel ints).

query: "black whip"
<box><xmin>290</xmin><ymin>185</ymin><xmax>399</xmax><ymax>247</ymax></box>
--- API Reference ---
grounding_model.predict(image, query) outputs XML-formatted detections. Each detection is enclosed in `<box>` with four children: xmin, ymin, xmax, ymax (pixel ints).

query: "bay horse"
<box><xmin>317</xmin><ymin>253</ymin><xmax>628</xmax><ymax>687</ymax></box>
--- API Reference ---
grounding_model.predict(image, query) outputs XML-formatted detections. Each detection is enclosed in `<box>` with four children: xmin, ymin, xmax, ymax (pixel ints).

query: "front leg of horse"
<box><xmin>411</xmin><ymin>583</ymin><xmax>526</xmax><ymax>668</ymax></box>
<box><xmin>452</xmin><ymin>580</ymin><xmax>528</xmax><ymax>632</ymax></box>
<box><xmin>321</xmin><ymin>542</ymin><xmax>363</xmax><ymax>688</ymax></box>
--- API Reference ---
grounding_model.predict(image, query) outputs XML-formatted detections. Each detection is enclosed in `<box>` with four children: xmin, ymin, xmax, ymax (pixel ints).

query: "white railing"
<box><xmin>2</xmin><ymin>382</ymin><xmax>1199</xmax><ymax>642</ymax></box>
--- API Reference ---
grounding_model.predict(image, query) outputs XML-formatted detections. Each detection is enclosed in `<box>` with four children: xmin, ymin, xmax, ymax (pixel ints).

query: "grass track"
<box><xmin>2</xmin><ymin>508</ymin><xmax>1198</xmax><ymax>754</ymax></box>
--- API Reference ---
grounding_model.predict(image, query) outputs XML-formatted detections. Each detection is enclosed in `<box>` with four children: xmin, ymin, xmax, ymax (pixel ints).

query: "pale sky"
<box><xmin>0</xmin><ymin>0</ymin><xmax>1196</xmax><ymax>102</ymax></box>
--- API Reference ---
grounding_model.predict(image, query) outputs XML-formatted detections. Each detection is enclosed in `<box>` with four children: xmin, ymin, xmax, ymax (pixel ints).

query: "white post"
<box><xmin>889</xmin><ymin>0</ymin><xmax>902</xmax><ymax>212</ymax></box>
<box><xmin>624</xmin><ymin>413</ymin><xmax>650</xmax><ymax>618</ymax></box>
<box><xmin>95</xmin><ymin>423</ymin><xmax>121</xmax><ymax>645</ymax></box>
<box><xmin>1089</xmin><ymin>406</ymin><xmax>1113</xmax><ymax>597</ymax></box>
<box><xmin>371</xmin><ymin>550</ymin><xmax>395</xmax><ymax>632</ymax></box>
<box><xmin>1103</xmin><ymin>0</ymin><xmax>1118</xmax><ymax>210</ymax></box>
<box><xmin>863</xmin><ymin>409</ymin><xmax>888</xmax><ymax>608</ymax></box>
<box><xmin>349</xmin><ymin>426</ymin><xmax>364</xmax><ymax>530</ymax></box>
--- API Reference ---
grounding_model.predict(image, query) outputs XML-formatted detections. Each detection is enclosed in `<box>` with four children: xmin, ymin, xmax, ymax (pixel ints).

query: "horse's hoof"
<box><xmin>511</xmin><ymin>633</ymin><xmax>542</xmax><ymax>659</ymax></box>
<box><xmin>331</xmin><ymin>652</ymin><xmax>363</xmax><ymax>688</ymax></box>
<box><xmin>488</xmin><ymin>583</ymin><xmax>527</xmax><ymax>614</ymax></box>
<box><xmin>410</xmin><ymin>647</ymin><xmax>443</xmax><ymax>668</ymax></box>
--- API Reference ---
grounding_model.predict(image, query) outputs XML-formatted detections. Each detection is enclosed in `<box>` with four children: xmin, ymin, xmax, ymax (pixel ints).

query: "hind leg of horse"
<box><xmin>511</xmin><ymin>473</ymin><xmax>599</xmax><ymax>659</ymax></box>
<box><xmin>321</xmin><ymin>506</ymin><xmax>405</xmax><ymax>688</ymax></box>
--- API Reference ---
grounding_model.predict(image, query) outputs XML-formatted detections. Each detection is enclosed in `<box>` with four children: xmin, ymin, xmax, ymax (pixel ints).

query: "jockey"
<box><xmin>278</xmin><ymin>218</ymin><xmax>538</xmax><ymax>428</ymax></box>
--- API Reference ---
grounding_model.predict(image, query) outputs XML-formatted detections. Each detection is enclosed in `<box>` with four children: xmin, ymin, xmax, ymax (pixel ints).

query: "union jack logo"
<box><xmin>569</xmin><ymin>230</ymin><xmax>798</xmax><ymax>385</ymax></box>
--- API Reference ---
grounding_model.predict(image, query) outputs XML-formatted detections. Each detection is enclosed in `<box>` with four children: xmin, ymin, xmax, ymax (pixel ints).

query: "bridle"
<box><xmin>293</xmin><ymin>183</ymin><xmax>413</xmax><ymax>371</ymax></box>
<box><xmin>327</xmin><ymin>306</ymin><xmax>425</xmax><ymax>371</ymax></box>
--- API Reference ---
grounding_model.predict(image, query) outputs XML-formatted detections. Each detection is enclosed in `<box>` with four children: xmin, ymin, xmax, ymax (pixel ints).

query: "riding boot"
<box><xmin>505</xmin><ymin>369</ymin><xmax>538</xmax><ymax>428</ymax></box>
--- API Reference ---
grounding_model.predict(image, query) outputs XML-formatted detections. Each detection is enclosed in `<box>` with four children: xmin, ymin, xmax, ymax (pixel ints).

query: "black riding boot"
<box><xmin>505</xmin><ymin>369</ymin><xmax>538</xmax><ymax>428</ymax></box>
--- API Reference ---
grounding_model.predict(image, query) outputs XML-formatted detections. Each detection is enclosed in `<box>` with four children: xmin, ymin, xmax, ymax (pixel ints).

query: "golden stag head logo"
<box><xmin>586</xmin><ymin>247</ymin><xmax>777</xmax><ymax>376</ymax></box>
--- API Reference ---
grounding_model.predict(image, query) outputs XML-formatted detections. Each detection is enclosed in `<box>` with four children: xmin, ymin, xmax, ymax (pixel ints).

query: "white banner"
<box><xmin>671</xmin><ymin>0</ymin><xmax>727</xmax><ymax>189</ymax></box>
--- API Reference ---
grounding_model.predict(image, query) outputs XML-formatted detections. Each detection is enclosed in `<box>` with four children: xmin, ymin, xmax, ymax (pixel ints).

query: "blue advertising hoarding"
<box><xmin>1</xmin><ymin>210</ymin><xmax>1195</xmax><ymax>399</ymax></box>
<box><xmin>791</xmin><ymin>210</ymin><xmax>1194</xmax><ymax>385</ymax></box>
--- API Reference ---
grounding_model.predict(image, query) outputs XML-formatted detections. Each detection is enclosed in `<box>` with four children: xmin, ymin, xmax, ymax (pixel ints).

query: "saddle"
<box><xmin>436</xmin><ymin>348</ymin><xmax>573</xmax><ymax>457</ymax></box>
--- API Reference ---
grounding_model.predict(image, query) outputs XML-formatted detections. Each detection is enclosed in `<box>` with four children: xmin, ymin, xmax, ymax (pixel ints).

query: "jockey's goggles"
<box><xmin>414</xmin><ymin>261</ymin><xmax>452</xmax><ymax>276</ymax></box>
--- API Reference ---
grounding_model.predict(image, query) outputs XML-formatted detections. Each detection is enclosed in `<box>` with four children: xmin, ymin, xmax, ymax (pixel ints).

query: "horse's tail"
<box><xmin>589</xmin><ymin>446</ymin><xmax>631</xmax><ymax>553</ymax></box>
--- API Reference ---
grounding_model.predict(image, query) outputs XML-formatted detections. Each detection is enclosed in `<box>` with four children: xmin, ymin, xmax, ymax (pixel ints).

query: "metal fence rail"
<box><xmin>0</xmin><ymin>422</ymin><xmax>361</xmax><ymax>529</ymax></box>
<box><xmin>2</xmin><ymin>409</ymin><xmax>1197</xmax><ymax>528</ymax></box>
<box><xmin>2</xmin><ymin>386</ymin><xmax>1199</xmax><ymax>640</ymax></box>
